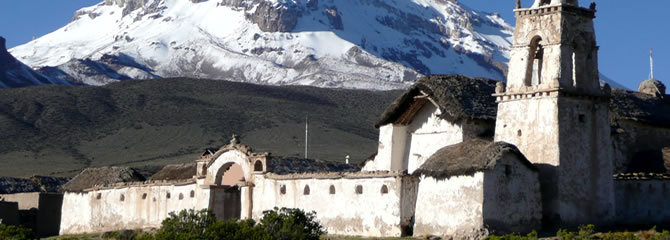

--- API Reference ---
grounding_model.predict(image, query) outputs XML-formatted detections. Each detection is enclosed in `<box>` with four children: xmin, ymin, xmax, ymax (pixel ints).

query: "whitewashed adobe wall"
<box><xmin>365</xmin><ymin>104</ymin><xmax>470</xmax><ymax>173</ymax></box>
<box><xmin>404</xmin><ymin>104</ymin><xmax>464</xmax><ymax>173</ymax></box>
<box><xmin>413</xmin><ymin>154</ymin><xmax>541</xmax><ymax>238</ymax></box>
<box><xmin>60</xmin><ymin>183</ymin><xmax>209</xmax><ymax>235</ymax></box>
<box><xmin>482</xmin><ymin>154</ymin><xmax>542</xmax><ymax>234</ymax></box>
<box><xmin>251</xmin><ymin>174</ymin><xmax>418</xmax><ymax>237</ymax></box>
<box><xmin>414</xmin><ymin>173</ymin><xmax>486</xmax><ymax>238</ymax></box>
<box><xmin>615</xmin><ymin>179</ymin><xmax>670</xmax><ymax>225</ymax></box>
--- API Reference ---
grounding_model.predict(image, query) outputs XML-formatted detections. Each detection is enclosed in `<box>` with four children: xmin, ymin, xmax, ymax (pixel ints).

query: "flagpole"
<box><xmin>650</xmin><ymin>49</ymin><xmax>654</xmax><ymax>79</ymax></box>
<box><xmin>305</xmin><ymin>116</ymin><xmax>308</xmax><ymax>159</ymax></box>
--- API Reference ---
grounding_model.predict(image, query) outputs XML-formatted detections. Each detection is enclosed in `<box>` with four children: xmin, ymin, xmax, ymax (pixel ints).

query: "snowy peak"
<box><xmin>0</xmin><ymin>36</ymin><xmax>72</xmax><ymax>88</ymax></box>
<box><xmin>10</xmin><ymin>0</ymin><xmax>513</xmax><ymax>89</ymax></box>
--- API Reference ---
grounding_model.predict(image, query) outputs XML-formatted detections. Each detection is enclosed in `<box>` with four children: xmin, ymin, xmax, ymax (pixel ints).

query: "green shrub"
<box><xmin>205</xmin><ymin>219</ymin><xmax>272</xmax><ymax>240</ymax></box>
<box><xmin>152</xmin><ymin>208</ymin><xmax>325</xmax><ymax>240</ymax></box>
<box><xmin>0</xmin><ymin>223</ymin><xmax>35</xmax><ymax>240</ymax></box>
<box><xmin>484</xmin><ymin>230</ymin><xmax>538</xmax><ymax>240</ymax></box>
<box><xmin>259</xmin><ymin>207</ymin><xmax>326</xmax><ymax>240</ymax></box>
<box><xmin>154</xmin><ymin>209</ymin><xmax>216</xmax><ymax>240</ymax></box>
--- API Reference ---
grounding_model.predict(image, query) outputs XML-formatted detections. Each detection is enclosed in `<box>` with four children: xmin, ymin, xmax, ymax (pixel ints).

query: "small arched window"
<box><xmin>329</xmin><ymin>185</ymin><xmax>336</xmax><ymax>195</ymax></box>
<box><xmin>190</xmin><ymin>190</ymin><xmax>195</xmax><ymax>198</ymax></box>
<box><xmin>179</xmin><ymin>193</ymin><xmax>184</xmax><ymax>200</ymax></box>
<box><xmin>142</xmin><ymin>193</ymin><xmax>148</xmax><ymax>200</ymax></box>
<box><xmin>526</xmin><ymin>36</ymin><xmax>544</xmax><ymax>86</ymax></box>
<box><xmin>380</xmin><ymin>185</ymin><xmax>388</xmax><ymax>195</ymax></box>
<box><xmin>280</xmin><ymin>185</ymin><xmax>286</xmax><ymax>195</ymax></box>
<box><xmin>355</xmin><ymin>185</ymin><xmax>363</xmax><ymax>194</ymax></box>
<box><xmin>254</xmin><ymin>160</ymin><xmax>264</xmax><ymax>172</ymax></box>
<box><xmin>303</xmin><ymin>185</ymin><xmax>310</xmax><ymax>195</ymax></box>
<box><xmin>120</xmin><ymin>194</ymin><xmax>125</xmax><ymax>202</ymax></box>
<box><xmin>96</xmin><ymin>193</ymin><xmax>102</xmax><ymax>200</ymax></box>
<box><xmin>166</xmin><ymin>192</ymin><xmax>171</xmax><ymax>199</ymax></box>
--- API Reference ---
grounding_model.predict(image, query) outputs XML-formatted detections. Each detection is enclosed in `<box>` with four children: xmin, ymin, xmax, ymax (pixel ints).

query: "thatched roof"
<box><xmin>149</xmin><ymin>163</ymin><xmax>197</xmax><ymax>181</ymax></box>
<box><xmin>0</xmin><ymin>176</ymin><xmax>69</xmax><ymax>194</ymax></box>
<box><xmin>266</xmin><ymin>156</ymin><xmax>359</xmax><ymax>175</ymax></box>
<box><xmin>376</xmin><ymin>74</ymin><xmax>498</xmax><ymax>127</ymax></box>
<box><xmin>413</xmin><ymin>138</ymin><xmax>536</xmax><ymax>179</ymax></box>
<box><xmin>609</xmin><ymin>88</ymin><xmax>670</xmax><ymax>127</ymax></box>
<box><xmin>62</xmin><ymin>167</ymin><xmax>145</xmax><ymax>192</ymax></box>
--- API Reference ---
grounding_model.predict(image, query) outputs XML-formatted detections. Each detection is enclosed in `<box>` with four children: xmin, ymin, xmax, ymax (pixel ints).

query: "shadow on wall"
<box><xmin>628</xmin><ymin>150</ymin><xmax>667</xmax><ymax>173</ymax></box>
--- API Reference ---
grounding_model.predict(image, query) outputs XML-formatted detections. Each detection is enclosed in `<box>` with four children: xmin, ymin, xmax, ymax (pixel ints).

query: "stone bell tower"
<box><xmin>494</xmin><ymin>0</ymin><xmax>614</xmax><ymax>227</ymax></box>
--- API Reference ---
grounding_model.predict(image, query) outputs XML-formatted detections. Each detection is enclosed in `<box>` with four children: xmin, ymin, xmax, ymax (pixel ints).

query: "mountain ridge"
<box><xmin>9</xmin><ymin>0</ymin><xmax>513</xmax><ymax>89</ymax></box>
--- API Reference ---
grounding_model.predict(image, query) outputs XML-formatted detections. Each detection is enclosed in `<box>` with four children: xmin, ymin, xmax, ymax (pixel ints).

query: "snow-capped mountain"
<box><xmin>0</xmin><ymin>36</ymin><xmax>72</xmax><ymax>88</ymax></box>
<box><xmin>10</xmin><ymin>0</ymin><xmax>513</xmax><ymax>89</ymax></box>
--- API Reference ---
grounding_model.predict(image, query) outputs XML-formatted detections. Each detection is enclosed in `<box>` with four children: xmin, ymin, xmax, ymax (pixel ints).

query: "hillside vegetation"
<box><xmin>0</xmin><ymin>78</ymin><xmax>400</xmax><ymax>177</ymax></box>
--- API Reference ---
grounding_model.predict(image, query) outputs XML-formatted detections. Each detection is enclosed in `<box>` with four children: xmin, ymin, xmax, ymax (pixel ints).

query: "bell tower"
<box><xmin>494</xmin><ymin>0</ymin><xmax>615</xmax><ymax>227</ymax></box>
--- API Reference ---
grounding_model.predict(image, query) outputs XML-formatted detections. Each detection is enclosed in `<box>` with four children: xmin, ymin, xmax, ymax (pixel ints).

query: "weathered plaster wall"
<box><xmin>507</xmin><ymin>6</ymin><xmax>599</xmax><ymax>95</ymax></box>
<box><xmin>483</xmin><ymin>154</ymin><xmax>542</xmax><ymax>234</ymax></box>
<box><xmin>0</xmin><ymin>201</ymin><xmax>19</xmax><ymax>225</ymax></box>
<box><xmin>495</xmin><ymin>96</ymin><xmax>614</xmax><ymax>226</ymax></box>
<box><xmin>413</xmin><ymin>173</ymin><xmax>485</xmax><ymax>238</ymax></box>
<box><xmin>251</xmin><ymin>175</ymin><xmax>416</xmax><ymax>237</ymax></box>
<box><xmin>367</xmin><ymin>124</ymin><xmax>408</xmax><ymax>171</ymax></box>
<box><xmin>404</xmin><ymin>104</ymin><xmax>464</xmax><ymax>173</ymax></box>
<box><xmin>366</xmin><ymin>104</ymin><xmax>491</xmax><ymax>173</ymax></box>
<box><xmin>555</xmin><ymin>98</ymin><xmax>614</xmax><ymax>225</ymax></box>
<box><xmin>615</xmin><ymin>180</ymin><xmax>670</xmax><ymax>225</ymax></box>
<box><xmin>60</xmin><ymin>183</ymin><xmax>208</xmax><ymax>235</ymax></box>
<box><xmin>612</xmin><ymin>121</ymin><xmax>670</xmax><ymax>173</ymax></box>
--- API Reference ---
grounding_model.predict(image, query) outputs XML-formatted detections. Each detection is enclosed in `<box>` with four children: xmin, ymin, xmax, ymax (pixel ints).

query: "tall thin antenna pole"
<box><xmin>650</xmin><ymin>48</ymin><xmax>654</xmax><ymax>79</ymax></box>
<box><xmin>304</xmin><ymin>116</ymin><xmax>308</xmax><ymax>159</ymax></box>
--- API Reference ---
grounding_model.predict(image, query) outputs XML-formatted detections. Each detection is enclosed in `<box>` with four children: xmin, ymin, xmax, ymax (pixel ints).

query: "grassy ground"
<box><xmin>0</xmin><ymin>78</ymin><xmax>401</xmax><ymax>178</ymax></box>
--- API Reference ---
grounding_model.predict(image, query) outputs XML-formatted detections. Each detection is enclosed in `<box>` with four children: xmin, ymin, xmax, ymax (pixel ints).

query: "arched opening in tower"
<box><xmin>526</xmin><ymin>36</ymin><xmax>544</xmax><ymax>86</ymax></box>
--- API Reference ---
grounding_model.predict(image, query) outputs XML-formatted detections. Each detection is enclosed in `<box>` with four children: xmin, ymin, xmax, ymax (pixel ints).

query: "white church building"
<box><xmin>57</xmin><ymin>0</ymin><xmax>670</xmax><ymax>238</ymax></box>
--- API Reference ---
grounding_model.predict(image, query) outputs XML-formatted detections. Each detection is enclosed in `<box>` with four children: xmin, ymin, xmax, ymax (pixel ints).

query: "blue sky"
<box><xmin>0</xmin><ymin>0</ymin><xmax>667</xmax><ymax>90</ymax></box>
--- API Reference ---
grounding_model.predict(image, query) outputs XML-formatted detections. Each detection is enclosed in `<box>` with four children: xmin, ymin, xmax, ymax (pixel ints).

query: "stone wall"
<box><xmin>59</xmin><ymin>182</ymin><xmax>208</xmax><ymax>235</ymax></box>
<box><xmin>614</xmin><ymin>178</ymin><xmax>670</xmax><ymax>225</ymax></box>
<box><xmin>251</xmin><ymin>173</ymin><xmax>418</xmax><ymax>237</ymax></box>
<box><xmin>0</xmin><ymin>201</ymin><xmax>19</xmax><ymax>225</ymax></box>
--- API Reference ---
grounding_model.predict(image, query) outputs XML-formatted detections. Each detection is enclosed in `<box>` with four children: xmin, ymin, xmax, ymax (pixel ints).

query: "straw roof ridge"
<box><xmin>413</xmin><ymin>138</ymin><xmax>536</xmax><ymax>180</ymax></box>
<box><xmin>149</xmin><ymin>163</ymin><xmax>197</xmax><ymax>181</ymax></box>
<box><xmin>609</xmin><ymin>88</ymin><xmax>670</xmax><ymax>127</ymax></box>
<box><xmin>376</xmin><ymin>74</ymin><xmax>498</xmax><ymax>128</ymax></box>
<box><xmin>266</xmin><ymin>155</ymin><xmax>360</xmax><ymax>175</ymax></box>
<box><xmin>62</xmin><ymin>167</ymin><xmax>146</xmax><ymax>192</ymax></box>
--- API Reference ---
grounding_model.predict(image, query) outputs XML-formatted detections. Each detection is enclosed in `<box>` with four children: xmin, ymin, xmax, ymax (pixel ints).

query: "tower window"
<box><xmin>190</xmin><ymin>190</ymin><xmax>195</xmax><ymax>198</ymax></box>
<box><xmin>329</xmin><ymin>185</ymin><xmax>336</xmax><ymax>195</ymax></box>
<box><xmin>120</xmin><ymin>194</ymin><xmax>125</xmax><ymax>202</ymax></box>
<box><xmin>526</xmin><ymin>36</ymin><xmax>544</xmax><ymax>86</ymax></box>
<box><xmin>303</xmin><ymin>185</ymin><xmax>310</xmax><ymax>195</ymax></box>
<box><xmin>280</xmin><ymin>185</ymin><xmax>286</xmax><ymax>195</ymax></box>
<box><xmin>517</xmin><ymin>130</ymin><xmax>522</xmax><ymax>137</ymax></box>
<box><xmin>142</xmin><ymin>193</ymin><xmax>147</xmax><ymax>200</ymax></box>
